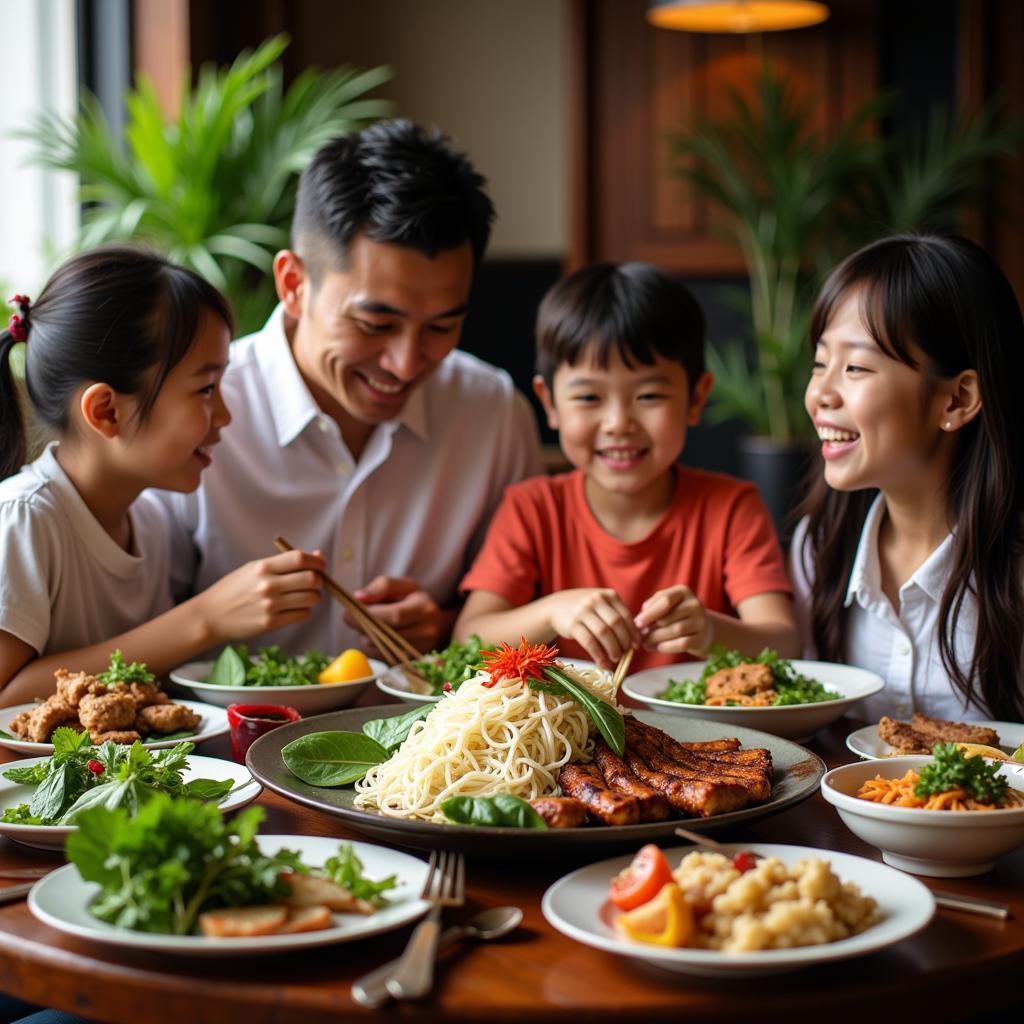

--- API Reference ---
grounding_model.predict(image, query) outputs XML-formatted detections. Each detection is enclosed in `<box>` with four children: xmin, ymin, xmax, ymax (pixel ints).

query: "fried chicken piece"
<box><xmin>132</xmin><ymin>714</ymin><xmax>152</xmax><ymax>737</ymax></box>
<box><xmin>706</xmin><ymin>689</ymin><xmax>778</xmax><ymax>707</ymax></box>
<box><xmin>529</xmin><ymin>796</ymin><xmax>590</xmax><ymax>828</ymax></box>
<box><xmin>54</xmin><ymin>669</ymin><xmax>106</xmax><ymax>709</ymax></box>
<box><xmin>92</xmin><ymin>730</ymin><xmax>142</xmax><ymax>745</ymax></box>
<box><xmin>911</xmin><ymin>713</ymin><xmax>1000</xmax><ymax>747</ymax></box>
<box><xmin>128</xmin><ymin>682</ymin><xmax>169</xmax><ymax>709</ymax></box>
<box><xmin>78</xmin><ymin>691</ymin><xmax>137</xmax><ymax>735</ymax></box>
<box><xmin>7</xmin><ymin>710</ymin><xmax>32</xmax><ymax>738</ymax></box>
<box><xmin>23</xmin><ymin>697</ymin><xmax>80</xmax><ymax>742</ymax></box>
<box><xmin>138</xmin><ymin>702</ymin><xmax>200</xmax><ymax>734</ymax></box>
<box><xmin>704</xmin><ymin>663</ymin><xmax>775</xmax><ymax>701</ymax></box>
<box><xmin>878</xmin><ymin>716</ymin><xmax>933</xmax><ymax>754</ymax></box>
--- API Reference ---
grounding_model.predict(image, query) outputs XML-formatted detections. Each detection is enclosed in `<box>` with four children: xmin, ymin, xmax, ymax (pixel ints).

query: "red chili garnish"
<box><xmin>480</xmin><ymin>637</ymin><xmax>560</xmax><ymax>688</ymax></box>
<box><xmin>732</xmin><ymin>851</ymin><xmax>758</xmax><ymax>873</ymax></box>
<box><xmin>87</xmin><ymin>760</ymin><xmax>104</xmax><ymax>775</ymax></box>
<box><xmin>442</xmin><ymin>681</ymin><xmax>452</xmax><ymax>692</ymax></box>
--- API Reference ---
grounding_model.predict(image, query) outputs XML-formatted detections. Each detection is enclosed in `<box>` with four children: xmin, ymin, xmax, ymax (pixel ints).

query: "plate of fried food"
<box><xmin>845</xmin><ymin>713</ymin><xmax>1024</xmax><ymax>761</ymax></box>
<box><xmin>621</xmin><ymin>648</ymin><xmax>884</xmax><ymax>741</ymax></box>
<box><xmin>0</xmin><ymin>652</ymin><xmax>227</xmax><ymax>754</ymax></box>
<box><xmin>542</xmin><ymin>842</ymin><xmax>934</xmax><ymax>976</ymax></box>
<box><xmin>246</xmin><ymin>641</ymin><xmax>825</xmax><ymax>856</ymax></box>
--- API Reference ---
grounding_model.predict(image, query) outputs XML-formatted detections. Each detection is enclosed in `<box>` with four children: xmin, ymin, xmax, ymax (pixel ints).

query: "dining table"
<box><xmin>0</xmin><ymin>698</ymin><xmax>1021</xmax><ymax>1024</ymax></box>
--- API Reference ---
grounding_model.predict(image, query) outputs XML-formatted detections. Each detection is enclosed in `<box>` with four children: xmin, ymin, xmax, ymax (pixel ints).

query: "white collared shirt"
<box><xmin>790</xmin><ymin>494</ymin><xmax>985</xmax><ymax>721</ymax></box>
<box><xmin>156</xmin><ymin>305</ymin><xmax>542</xmax><ymax>655</ymax></box>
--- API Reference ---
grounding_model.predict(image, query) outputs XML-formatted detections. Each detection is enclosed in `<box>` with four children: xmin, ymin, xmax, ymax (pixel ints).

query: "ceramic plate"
<box><xmin>376</xmin><ymin>658</ymin><xmax>600</xmax><ymax>704</ymax></box>
<box><xmin>542</xmin><ymin>842</ymin><xmax>935</xmax><ymax>976</ymax></box>
<box><xmin>0</xmin><ymin>754</ymin><xmax>262</xmax><ymax>851</ymax></box>
<box><xmin>0</xmin><ymin>701</ymin><xmax>227</xmax><ymax>755</ymax></box>
<box><xmin>29</xmin><ymin>835</ymin><xmax>429</xmax><ymax>956</ymax></box>
<box><xmin>245</xmin><ymin>705</ymin><xmax>825</xmax><ymax>856</ymax></box>
<box><xmin>845</xmin><ymin>720</ymin><xmax>1024</xmax><ymax>761</ymax></box>
<box><xmin>621</xmin><ymin>660</ymin><xmax>884</xmax><ymax>742</ymax></box>
<box><xmin>170</xmin><ymin>658</ymin><xmax>388</xmax><ymax>715</ymax></box>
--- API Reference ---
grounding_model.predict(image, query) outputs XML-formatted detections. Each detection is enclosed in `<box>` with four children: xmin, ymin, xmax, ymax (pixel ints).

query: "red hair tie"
<box><xmin>7</xmin><ymin>294</ymin><xmax>31</xmax><ymax>343</ymax></box>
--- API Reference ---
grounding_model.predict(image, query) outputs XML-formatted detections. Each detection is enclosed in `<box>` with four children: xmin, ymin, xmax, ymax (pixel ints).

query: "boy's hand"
<box><xmin>198</xmin><ymin>549</ymin><xmax>325</xmax><ymax>643</ymax></box>
<box><xmin>546</xmin><ymin>588</ymin><xmax>640</xmax><ymax>669</ymax></box>
<box><xmin>635</xmin><ymin>585</ymin><xmax>713</xmax><ymax>656</ymax></box>
<box><xmin>351</xmin><ymin>576</ymin><xmax>445</xmax><ymax>654</ymax></box>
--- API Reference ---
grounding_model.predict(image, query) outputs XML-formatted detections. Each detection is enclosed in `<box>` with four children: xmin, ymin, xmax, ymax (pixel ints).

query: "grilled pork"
<box><xmin>557</xmin><ymin>763</ymin><xmax>640</xmax><ymax>825</ymax></box>
<box><xmin>592</xmin><ymin>740</ymin><xmax>672</xmax><ymax>821</ymax></box>
<box><xmin>529</xmin><ymin>796</ymin><xmax>589</xmax><ymax>828</ymax></box>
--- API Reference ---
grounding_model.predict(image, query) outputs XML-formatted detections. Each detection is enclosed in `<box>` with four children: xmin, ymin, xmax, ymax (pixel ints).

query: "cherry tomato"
<box><xmin>609</xmin><ymin>844</ymin><xmax>674</xmax><ymax>910</ymax></box>
<box><xmin>731</xmin><ymin>851</ymin><xmax>758</xmax><ymax>873</ymax></box>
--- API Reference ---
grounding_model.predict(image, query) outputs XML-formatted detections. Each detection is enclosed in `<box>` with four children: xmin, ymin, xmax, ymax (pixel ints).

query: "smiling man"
<box><xmin>159</xmin><ymin>120</ymin><xmax>542</xmax><ymax>655</ymax></box>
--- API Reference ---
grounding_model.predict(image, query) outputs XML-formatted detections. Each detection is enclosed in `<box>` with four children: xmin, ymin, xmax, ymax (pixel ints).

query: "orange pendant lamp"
<box><xmin>647</xmin><ymin>1</ymin><xmax>829</xmax><ymax>33</ymax></box>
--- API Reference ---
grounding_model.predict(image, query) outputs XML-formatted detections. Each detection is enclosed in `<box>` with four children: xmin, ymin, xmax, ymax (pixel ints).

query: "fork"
<box><xmin>385</xmin><ymin>850</ymin><xmax>465</xmax><ymax>1001</ymax></box>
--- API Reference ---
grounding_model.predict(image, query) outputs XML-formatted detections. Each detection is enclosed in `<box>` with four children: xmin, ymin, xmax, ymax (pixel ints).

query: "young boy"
<box><xmin>454</xmin><ymin>262</ymin><xmax>798</xmax><ymax>671</ymax></box>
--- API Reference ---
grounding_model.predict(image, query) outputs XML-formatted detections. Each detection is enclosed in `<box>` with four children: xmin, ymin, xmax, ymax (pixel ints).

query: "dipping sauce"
<box><xmin>227</xmin><ymin>703</ymin><xmax>301</xmax><ymax>763</ymax></box>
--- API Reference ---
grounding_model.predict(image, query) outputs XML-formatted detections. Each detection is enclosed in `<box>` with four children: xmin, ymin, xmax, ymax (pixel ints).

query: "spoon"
<box><xmin>351</xmin><ymin>905</ymin><xmax>522</xmax><ymax>1008</ymax></box>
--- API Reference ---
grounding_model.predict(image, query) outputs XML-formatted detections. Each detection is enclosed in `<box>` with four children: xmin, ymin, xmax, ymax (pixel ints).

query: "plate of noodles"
<box><xmin>246</xmin><ymin>679</ymin><xmax>826</xmax><ymax>856</ymax></box>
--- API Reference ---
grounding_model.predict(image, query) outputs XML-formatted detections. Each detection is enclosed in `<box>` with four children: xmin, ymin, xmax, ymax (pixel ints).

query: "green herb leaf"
<box><xmin>205</xmin><ymin>645</ymin><xmax>249</xmax><ymax>687</ymax></box>
<box><xmin>321</xmin><ymin>843</ymin><xmax>398</xmax><ymax>906</ymax></box>
<box><xmin>543</xmin><ymin>665</ymin><xmax>625</xmax><ymax>756</ymax></box>
<box><xmin>440</xmin><ymin>793</ymin><xmax>548</xmax><ymax>829</ymax></box>
<box><xmin>915</xmin><ymin>742</ymin><xmax>1010</xmax><ymax>804</ymax></box>
<box><xmin>97</xmin><ymin>649</ymin><xmax>154</xmax><ymax>687</ymax></box>
<box><xmin>183</xmin><ymin>778</ymin><xmax>236</xmax><ymax>802</ymax></box>
<box><xmin>281</xmin><ymin>731</ymin><xmax>388</xmax><ymax>786</ymax></box>
<box><xmin>361</xmin><ymin>704</ymin><xmax>433</xmax><ymax>752</ymax></box>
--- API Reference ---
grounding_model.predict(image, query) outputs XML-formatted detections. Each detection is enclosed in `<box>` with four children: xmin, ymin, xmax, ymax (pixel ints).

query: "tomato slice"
<box><xmin>609</xmin><ymin>844</ymin><xmax>674</xmax><ymax>911</ymax></box>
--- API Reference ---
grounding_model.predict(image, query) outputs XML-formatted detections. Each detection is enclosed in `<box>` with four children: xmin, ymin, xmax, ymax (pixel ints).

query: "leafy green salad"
<box><xmin>0</xmin><ymin>728</ymin><xmax>234</xmax><ymax>826</ymax></box>
<box><xmin>412</xmin><ymin>634</ymin><xmax>497</xmax><ymax>695</ymax></box>
<box><xmin>658</xmin><ymin>647</ymin><xmax>840</xmax><ymax>706</ymax></box>
<box><xmin>204</xmin><ymin>644</ymin><xmax>330</xmax><ymax>687</ymax></box>
<box><xmin>66</xmin><ymin>797</ymin><xmax>397</xmax><ymax>935</ymax></box>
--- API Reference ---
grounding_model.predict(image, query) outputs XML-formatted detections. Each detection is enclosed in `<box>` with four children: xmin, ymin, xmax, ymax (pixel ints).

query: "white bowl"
<box><xmin>621</xmin><ymin>660</ymin><xmax>884</xmax><ymax>741</ymax></box>
<box><xmin>169</xmin><ymin>658</ymin><xmax>387</xmax><ymax>716</ymax></box>
<box><xmin>821</xmin><ymin>756</ymin><xmax>1024</xmax><ymax>877</ymax></box>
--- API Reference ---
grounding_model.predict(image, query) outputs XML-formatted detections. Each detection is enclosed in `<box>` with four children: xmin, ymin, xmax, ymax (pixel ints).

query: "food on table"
<box><xmin>856</xmin><ymin>742</ymin><xmax>1024</xmax><ymax>810</ymax></box>
<box><xmin>440</xmin><ymin>793</ymin><xmax>549</xmax><ymax>829</ymax></box>
<box><xmin>611</xmin><ymin>846</ymin><xmax>879</xmax><ymax>951</ymax></box>
<box><xmin>204</xmin><ymin>644</ymin><xmax>331</xmax><ymax>688</ymax></box>
<box><xmin>317</xmin><ymin>649</ymin><xmax>373</xmax><ymax>684</ymax></box>
<box><xmin>411</xmin><ymin>634</ymin><xmax>498</xmax><ymax>695</ymax></box>
<box><xmin>66</xmin><ymin>795</ymin><xmax>395</xmax><ymax>937</ymax></box>
<box><xmin>878</xmin><ymin>713</ymin><xmax>1001</xmax><ymax>755</ymax></box>
<box><xmin>609</xmin><ymin>844</ymin><xmax>674</xmax><ymax>910</ymax></box>
<box><xmin>0</xmin><ymin>728</ymin><xmax>234</xmax><ymax>826</ymax></box>
<box><xmin>658</xmin><ymin>648</ymin><xmax>839</xmax><ymax>707</ymax></box>
<box><xmin>528</xmin><ymin>796</ymin><xmax>589</xmax><ymax>829</ymax></box>
<box><xmin>8</xmin><ymin>652</ymin><xmax>200</xmax><ymax>745</ymax></box>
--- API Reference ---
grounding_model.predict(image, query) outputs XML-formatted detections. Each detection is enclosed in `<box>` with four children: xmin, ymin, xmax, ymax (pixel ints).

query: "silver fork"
<box><xmin>385</xmin><ymin>850</ymin><xmax>465</xmax><ymax>1001</ymax></box>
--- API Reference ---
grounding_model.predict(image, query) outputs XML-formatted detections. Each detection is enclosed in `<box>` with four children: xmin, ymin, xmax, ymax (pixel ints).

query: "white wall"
<box><xmin>296</xmin><ymin>0</ymin><xmax>568</xmax><ymax>259</ymax></box>
<box><xmin>0</xmin><ymin>0</ymin><xmax>78</xmax><ymax>293</ymax></box>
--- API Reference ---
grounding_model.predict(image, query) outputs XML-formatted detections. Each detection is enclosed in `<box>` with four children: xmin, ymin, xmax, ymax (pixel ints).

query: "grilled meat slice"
<box><xmin>678</xmin><ymin>738</ymin><xmax>741</xmax><ymax>753</ymax></box>
<box><xmin>622</xmin><ymin>743</ymin><xmax>751</xmax><ymax>817</ymax></box>
<box><xmin>592</xmin><ymin>740</ymin><xmax>672</xmax><ymax>822</ymax></box>
<box><xmin>878</xmin><ymin>716</ymin><xmax>933</xmax><ymax>754</ymax></box>
<box><xmin>529</xmin><ymin>796</ymin><xmax>590</xmax><ymax>828</ymax></box>
<box><xmin>557</xmin><ymin>763</ymin><xmax>640</xmax><ymax>825</ymax></box>
<box><xmin>910</xmin><ymin>713</ymin><xmax>1000</xmax><ymax>747</ymax></box>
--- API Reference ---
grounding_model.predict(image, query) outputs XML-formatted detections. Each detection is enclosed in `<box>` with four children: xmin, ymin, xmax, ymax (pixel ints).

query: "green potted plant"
<box><xmin>19</xmin><ymin>35</ymin><xmax>393</xmax><ymax>336</ymax></box>
<box><xmin>669</xmin><ymin>64</ymin><xmax>1021</xmax><ymax>536</ymax></box>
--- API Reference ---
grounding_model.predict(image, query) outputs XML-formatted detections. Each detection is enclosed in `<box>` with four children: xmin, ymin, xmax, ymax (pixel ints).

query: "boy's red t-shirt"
<box><xmin>459</xmin><ymin>467</ymin><xmax>792</xmax><ymax>669</ymax></box>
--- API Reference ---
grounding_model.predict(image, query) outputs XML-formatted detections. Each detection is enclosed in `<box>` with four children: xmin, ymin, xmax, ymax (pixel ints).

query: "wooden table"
<box><xmin>0</xmin><ymin>721</ymin><xmax>1022</xmax><ymax>1024</ymax></box>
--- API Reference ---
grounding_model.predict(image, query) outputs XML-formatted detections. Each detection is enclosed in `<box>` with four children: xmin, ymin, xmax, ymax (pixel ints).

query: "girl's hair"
<box><xmin>797</xmin><ymin>233</ymin><xmax>1024</xmax><ymax>720</ymax></box>
<box><xmin>0</xmin><ymin>245</ymin><xmax>233</xmax><ymax>481</ymax></box>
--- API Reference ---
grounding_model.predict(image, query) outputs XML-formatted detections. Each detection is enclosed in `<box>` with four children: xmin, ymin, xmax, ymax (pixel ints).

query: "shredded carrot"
<box><xmin>856</xmin><ymin>769</ymin><xmax>1024</xmax><ymax>811</ymax></box>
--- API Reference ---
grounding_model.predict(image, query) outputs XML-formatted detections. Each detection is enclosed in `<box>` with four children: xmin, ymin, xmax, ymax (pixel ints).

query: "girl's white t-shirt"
<box><xmin>0</xmin><ymin>445</ymin><xmax>173</xmax><ymax>657</ymax></box>
<box><xmin>790</xmin><ymin>495</ymin><xmax>989</xmax><ymax>723</ymax></box>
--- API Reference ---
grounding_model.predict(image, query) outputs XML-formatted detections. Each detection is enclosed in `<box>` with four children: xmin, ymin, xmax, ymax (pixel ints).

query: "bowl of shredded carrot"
<box><xmin>821</xmin><ymin>745</ymin><xmax>1024</xmax><ymax>877</ymax></box>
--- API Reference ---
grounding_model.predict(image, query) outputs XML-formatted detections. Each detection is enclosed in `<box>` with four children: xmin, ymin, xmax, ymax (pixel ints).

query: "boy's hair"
<box><xmin>534</xmin><ymin>262</ymin><xmax>706</xmax><ymax>389</ymax></box>
<box><xmin>292</xmin><ymin>119</ymin><xmax>495</xmax><ymax>285</ymax></box>
<box><xmin>0</xmin><ymin>245</ymin><xmax>233</xmax><ymax>481</ymax></box>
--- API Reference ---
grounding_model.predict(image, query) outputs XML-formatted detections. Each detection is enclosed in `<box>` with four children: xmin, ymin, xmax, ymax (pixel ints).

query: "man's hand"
<box><xmin>634</xmin><ymin>585</ymin><xmax>713</xmax><ymax>656</ymax></box>
<box><xmin>350</xmin><ymin>576</ymin><xmax>446</xmax><ymax>654</ymax></box>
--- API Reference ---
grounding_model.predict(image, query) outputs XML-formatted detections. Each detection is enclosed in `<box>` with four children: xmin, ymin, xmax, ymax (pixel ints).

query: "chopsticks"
<box><xmin>273</xmin><ymin>536</ymin><xmax>431</xmax><ymax>691</ymax></box>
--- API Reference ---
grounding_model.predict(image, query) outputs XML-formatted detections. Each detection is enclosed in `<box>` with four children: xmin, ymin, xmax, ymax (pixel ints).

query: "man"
<box><xmin>161</xmin><ymin>120</ymin><xmax>542</xmax><ymax>655</ymax></box>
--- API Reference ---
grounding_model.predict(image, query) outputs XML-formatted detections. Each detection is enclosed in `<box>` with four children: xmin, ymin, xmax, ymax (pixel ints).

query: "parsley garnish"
<box><xmin>916</xmin><ymin>742</ymin><xmax>1010</xmax><ymax>805</ymax></box>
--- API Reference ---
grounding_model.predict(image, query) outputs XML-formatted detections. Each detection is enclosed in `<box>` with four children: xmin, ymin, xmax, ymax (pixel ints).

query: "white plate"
<box><xmin>542</xmin><ymin>842</ymin><xmax>934</xmax><ymax>976</ymax></box>
<box><xmin>0</xmin><ymin>754</ymin><xmax>262</xmax><ymax>851</ymax></box>
<box><xmin>846</xmin><ymin>720</ymin><xmax>1024</xmax><ymax>760</ymax></box>
<box><xmin>170</xmin><ymin>658</ymin><xmax>388</xmax><ymax>715</ymax></box>
<box><xmin>621</xmin><ymin>660</ymin><xmax>884</xmax><ymax>741</ymax></box>
<box><xmin>0</xmin><ymin>700</ymin><xmax>228</xmax><ymax>755</ymax></box>
<box><xmin>377</xmin><ymin>658</ymin><xmax>600</xmax><ymax>704</ymax></box>
<box><xmin>29</xmin><ymin>835</ymin><xmax>430</xmax><ymax>955</ymax></box>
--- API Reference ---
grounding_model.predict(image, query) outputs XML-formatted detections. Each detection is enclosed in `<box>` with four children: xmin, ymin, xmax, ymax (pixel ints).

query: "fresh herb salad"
<box><xmin>205</xmin><ymin>645</ymin><xmax>330</xmax><ymax>688</ymax></box>
<box><xmin>659</xmin><ymin>648</ymin><xmax>840</xmax><ymax>706</ymax></box>
<box><xmin>0</xmin><ymin>728</ymin><xmax>234</xmax><ymax>826</ymax></box>
<box><xmin>412</xmin><ymin>634</ymin><xmax>497</xmax><ymax>694</ymax></box>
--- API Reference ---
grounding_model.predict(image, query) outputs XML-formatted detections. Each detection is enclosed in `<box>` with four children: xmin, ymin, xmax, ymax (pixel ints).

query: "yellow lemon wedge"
<box><xmin>318</xmin><ymin>649</ymin><xmax>373</xmax><ymax>685</ymax></box>
<box><xmin>955</xmin><ymin>742</ymin><xmax>1011</xmax><ymax>761</ymax></box>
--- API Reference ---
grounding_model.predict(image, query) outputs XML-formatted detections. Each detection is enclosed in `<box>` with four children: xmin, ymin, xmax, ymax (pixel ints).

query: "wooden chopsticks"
<box><xmin>273</xmin><ymin>536</ymin><xmax>430</xmax><ymax>690</ymax></box>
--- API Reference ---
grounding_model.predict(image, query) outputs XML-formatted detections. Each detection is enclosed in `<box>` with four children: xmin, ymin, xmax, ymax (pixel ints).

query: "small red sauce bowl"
<box><xmin>227</xmin><ymin>703</ymin><xmax>301</xmax><ymax>763</ymax></box>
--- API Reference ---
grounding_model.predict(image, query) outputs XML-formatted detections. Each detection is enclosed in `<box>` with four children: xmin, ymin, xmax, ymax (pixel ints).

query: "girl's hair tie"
<box><xmin>7</xmin><ymin>294</ymin><xmax>31</xmax><ymax>343</ymax></box>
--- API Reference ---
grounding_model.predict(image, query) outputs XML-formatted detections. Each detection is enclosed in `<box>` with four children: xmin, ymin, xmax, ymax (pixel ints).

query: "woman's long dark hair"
<box><xmin>797</xmin><ymin>234</ymin><xmax>1024</xmax><ymax>720</ymax></box>
<box><xmin>0</xmin><ymin>245</ymin><xmax>233</xmax><ymax>481</ymax></box>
